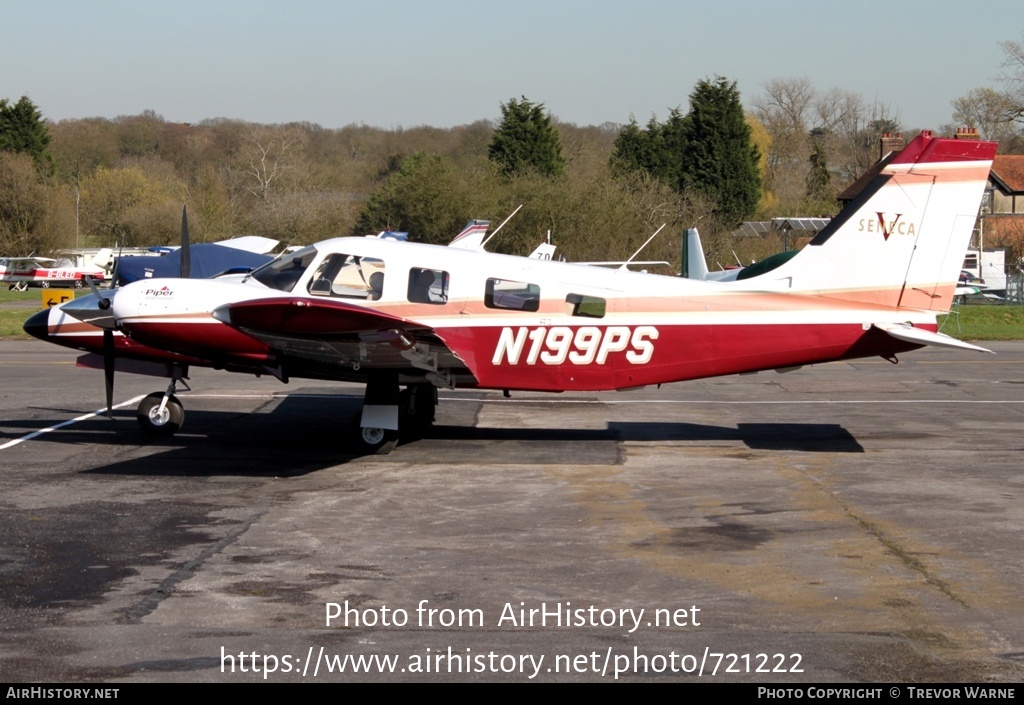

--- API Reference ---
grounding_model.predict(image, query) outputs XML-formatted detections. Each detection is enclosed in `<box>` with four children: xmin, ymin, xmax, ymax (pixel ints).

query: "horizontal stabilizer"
<box><xmin>872</xmin><ymin>322</ymin><xmax>992</xmax><ymax>353</ymax></box>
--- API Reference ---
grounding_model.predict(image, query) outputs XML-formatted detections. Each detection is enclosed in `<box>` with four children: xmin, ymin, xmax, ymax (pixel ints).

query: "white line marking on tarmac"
<box><xmin>0</xmin><ymin>395</ymin><xmax>146</xmax><ymax>451</ymax></box>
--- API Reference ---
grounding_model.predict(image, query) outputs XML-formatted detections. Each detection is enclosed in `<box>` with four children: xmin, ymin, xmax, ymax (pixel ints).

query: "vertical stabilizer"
<box><xmin>681</xmin><ymin>228</ymin><xmax>710</xmax><ymax>280</ymax></box>
<box><xmin>741</xmin><ymin>131</ymin><xmax>996</xmax><ymax>312</ymax></box>
<box><xmin>448</xmin><ymin>220</ymin><xmax>491</xmax><ymax>251</ymax></box>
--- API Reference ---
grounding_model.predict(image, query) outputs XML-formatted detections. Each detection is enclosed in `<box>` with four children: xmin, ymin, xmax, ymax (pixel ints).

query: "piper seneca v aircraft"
<box><xmin>25</xmin><ymin>131</ymin><xmax>996</xmax><ymax>454</ymax></box>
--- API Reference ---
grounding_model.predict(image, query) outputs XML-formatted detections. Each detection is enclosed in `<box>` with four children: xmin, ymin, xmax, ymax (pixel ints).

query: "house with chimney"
<box><xmin>984</xmin><ymin>152</ymin><xmax>1024</xmax><ymax>256</ymax></box>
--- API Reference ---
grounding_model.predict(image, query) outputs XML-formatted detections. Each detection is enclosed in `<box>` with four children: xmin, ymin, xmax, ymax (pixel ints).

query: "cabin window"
<box><xmin>485</xmin><ymin>278</ymin><xmax>540</xmax><ymax>312</ymax></box>
<box><xmin>565</xmin><ymin>293</ymin><xmax>605</xmax><ymax>318</ymax></box>
<box><xmin>307</xmin><ymin>254</ymin><xmax>386</xmax><ymax>299</ymax></box>
<box><xmin>408</xmin><ymin>267</ymin><xmax>449</xmax><ymax>304</ymax></box>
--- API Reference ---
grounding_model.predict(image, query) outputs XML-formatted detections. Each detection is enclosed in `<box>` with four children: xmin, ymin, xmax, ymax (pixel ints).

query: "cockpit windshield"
<box><xmin>248</xmin><ymin>246</ymin><xmax>317</xmax><ymax>292</ymax></box>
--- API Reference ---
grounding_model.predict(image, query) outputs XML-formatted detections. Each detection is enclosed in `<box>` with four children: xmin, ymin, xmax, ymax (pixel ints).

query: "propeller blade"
<box><xmin>180</xmin><ymin>204</ymin><xmax>191</xmax><ymax>279</ymax></box>
<box><xmin>103</xmin><ymin>329</ymin><xmax>115</xmax><ymax>418</ymax></box>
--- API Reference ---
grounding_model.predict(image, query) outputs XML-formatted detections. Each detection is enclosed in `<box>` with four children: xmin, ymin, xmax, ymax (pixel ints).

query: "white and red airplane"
<box><xmin>2</xmin><ymin>252</ymin><xmax>109</xmax><ymax>290</ymax></box>
<box><xmin>25</xmin><ymin>131</ymin><xmax>996</xmax><ymax>453</ymax></box>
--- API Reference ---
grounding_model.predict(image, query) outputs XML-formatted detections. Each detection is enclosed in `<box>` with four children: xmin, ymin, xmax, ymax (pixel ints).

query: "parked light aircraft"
<box><xmin>2</xmin><ymin>252</ymin><xmax>109</xmax><ymax>290</ymax></box>
<box><xmin>25</xmin><ymin>131</ymin><xmax>996</xmax><ymax>453</ymax></box>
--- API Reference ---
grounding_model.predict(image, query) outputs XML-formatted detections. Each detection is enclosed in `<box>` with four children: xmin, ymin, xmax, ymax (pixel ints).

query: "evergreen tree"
<box><xmin>611</xmin><ymin>110</ymin><xmax>686</xmax><ymax>186</ymax></box>
<box><xmin>0</xmin><ymin>96</ymin><xmax>55</xmax><ymax>176</ymax></box>
<box><xmin>610</xmin><ymin>117</ymin><xmax>649</xmax><ymax>174</ymax></box>
<box><xmin>805</xmin><ymin>139</ymin><xmax>832</xmax><ymax>204</ymax></box>
<box><xmin>488</xmin><ymin>97</ymin><xmax>565</xmax><ymax>177</ymax></box>
<box><xmin>611</xmin><ymin>78</ymin><xmax>761</xmax><ymax>224</ymax></box>
<box><xmin>678</xmin><ymin>77</ymin><xmax>761</xmax><ymax>224</ymax></box>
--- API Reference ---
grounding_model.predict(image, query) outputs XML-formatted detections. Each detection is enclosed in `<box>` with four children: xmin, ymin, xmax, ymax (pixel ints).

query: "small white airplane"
<box><xmin>1</xmin><ymin>252</ymin><xmax>109</xmax><ymax>290</ymax></box>
<box><xmin>25</xmin><ymin>131</ymin><xmax>996</xmax><ymax>454</ymax></box>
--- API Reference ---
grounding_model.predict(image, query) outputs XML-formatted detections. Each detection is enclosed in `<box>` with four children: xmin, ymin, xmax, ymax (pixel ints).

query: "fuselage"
<box><xmin>29</xmin><ymin>236</ymin><xmax>931</xmax><ymax>392</ymax></box>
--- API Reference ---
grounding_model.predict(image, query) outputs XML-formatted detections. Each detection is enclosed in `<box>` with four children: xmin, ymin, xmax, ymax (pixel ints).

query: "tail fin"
<box><xmin>448</xmin><ymin>220</ymin><xmax>491</xmax><ymax>251</ymax></box>
<box><xmin>680</xmin><ymin>227</ymin><xmax>743</xmax><ymax>282</ymax></box>
<box><xmin>92</xmin><ymin>248</ymin><xmax>113</xmax><ymax>270</ymax></box>
<box><xmin>528</xmin><ymin>242</ymin><xmax>557</xmax><ymax>260</ymax></box>
<box><xmin>746</xmin><ymin>131</ymin><xmax>996</xmax><ymax>312</ymax></box>
<box><xmin>681</xmin><ymin>228</ymin><xmax>710</xmax><ymax>279</ymax></box>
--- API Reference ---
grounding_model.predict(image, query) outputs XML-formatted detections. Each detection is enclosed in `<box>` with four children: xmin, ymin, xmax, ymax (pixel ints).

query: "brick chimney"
<box><xmin>879</xmin><ymin>132</ymin><xmax>905</xmax><ymax>160</ymax></box>
<box><xmin>954</xmin><ymin>126</ymin><xmax>980</xmax><ymax>140</ymax></box>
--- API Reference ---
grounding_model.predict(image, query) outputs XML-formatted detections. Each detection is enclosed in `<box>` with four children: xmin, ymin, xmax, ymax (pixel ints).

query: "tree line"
<box><xmin>2</xmin><ymin>35</ymin><xmax>1022</xmax><ymax>271</ymax></box>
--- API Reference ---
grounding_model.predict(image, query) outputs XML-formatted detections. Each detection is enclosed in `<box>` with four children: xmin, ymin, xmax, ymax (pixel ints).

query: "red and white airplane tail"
<box><xmin>447</xmin><ymin>220</ymin><xmax>491</xmax><ymax>250</ymax></box>
<box><xmin>742</xmin><ymin>131</ymin><xmax>996</xmax><ymax>314</ymax></box>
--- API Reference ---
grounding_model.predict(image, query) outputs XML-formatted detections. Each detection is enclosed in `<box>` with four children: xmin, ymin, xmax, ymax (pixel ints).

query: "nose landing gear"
<box><xmin>136</xmin><ymin>374</ymin><xmax>191</xmax><ymax>437</ymax></box>
<box><xmin>137</xmin><ymin>392</ymin><xmax>185</xmax><ymax>436</ymax></box>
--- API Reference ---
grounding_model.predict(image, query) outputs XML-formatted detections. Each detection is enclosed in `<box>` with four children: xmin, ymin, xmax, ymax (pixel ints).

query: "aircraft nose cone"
<box><xmin>59</xmin><ymin>292</ymin><xmax>117</xmax><ymax>329</ymax></box>
<box><xmin>23</xmin><ymin>309</ymin><xmax>51</xmax><ymax>341</ymax></box>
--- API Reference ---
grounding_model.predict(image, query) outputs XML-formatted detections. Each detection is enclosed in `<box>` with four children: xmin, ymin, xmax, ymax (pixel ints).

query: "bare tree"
<box><xmin>999</xmin><ymin>33</ymin><xmax>1024</xmax><ymax>126</ymax></box>
<box><xmin>751</xmin><ymin>78</ymin><xmax>818</xmax><ymax>208</ymax></box>
<box><xmin>242</xmin><ymin>126</ymin><xmax>307</xmax><ymax>199</ymax></box>
<box><xmin>752</xmin><ymin>78</ymin><xmax>815</xmax><ymax>166</ymax></box>
<box><xmin>945</xmin><ymin>87</ymin><xmax>1022</xmax><ymax>150</ymax></box>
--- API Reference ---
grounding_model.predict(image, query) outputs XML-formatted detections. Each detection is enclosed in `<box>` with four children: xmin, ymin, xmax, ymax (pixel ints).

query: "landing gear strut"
<box><xmin>137</xmin><ymin>373</ymin><xmax>190</xmax><ymax>437</ymax></box>
<box><xmin>400</xmin><ymin>383</ymin><xmax>437</xmax><ymax>439</ymax></box>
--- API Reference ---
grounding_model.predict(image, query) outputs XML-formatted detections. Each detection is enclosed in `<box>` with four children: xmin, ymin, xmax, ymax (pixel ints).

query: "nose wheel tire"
<box><xmin>137</xmin><ymin>392</ymin><xmax>185</xmax><ymax>436</ymax></box>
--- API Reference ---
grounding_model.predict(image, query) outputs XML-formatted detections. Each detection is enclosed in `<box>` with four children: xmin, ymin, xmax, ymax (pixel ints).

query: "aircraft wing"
<box><xmin>212</xmin><ymin>297</ymin><xmax>470</xmax><ymax>384</ymax></box>
<box><xmin>213</xmin><ymin>235</ymin><xmax>280</xmax><ymax>254</ymax></box>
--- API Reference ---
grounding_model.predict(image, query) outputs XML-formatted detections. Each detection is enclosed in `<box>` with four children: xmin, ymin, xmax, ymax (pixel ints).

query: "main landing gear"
<box><xmin>351</xmin><ymin>374</ymin><xmax>437</xmax><ymax>455</ymax></box>
<box><xmin>136</xmin><ymin>375</ymin><xmax>191</xmax><ymax>437</ymax></box>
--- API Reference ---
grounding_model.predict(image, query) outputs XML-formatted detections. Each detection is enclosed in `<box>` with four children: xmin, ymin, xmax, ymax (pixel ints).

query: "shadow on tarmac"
<box><xmin>7</xmin><ymin>393</ymin><xmax>863</xmax><ymax>479</ymax></box>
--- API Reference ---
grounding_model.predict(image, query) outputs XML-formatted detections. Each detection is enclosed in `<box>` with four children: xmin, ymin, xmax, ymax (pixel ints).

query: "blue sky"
<box><xmin>2</xmin><ymin>0</ymin><xmax>1021</xmax><ymax>130</ymax></box>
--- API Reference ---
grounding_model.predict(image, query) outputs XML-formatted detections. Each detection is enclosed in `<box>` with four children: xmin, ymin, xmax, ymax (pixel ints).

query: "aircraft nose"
<box><xmin>23</xmin><ymin>309</ymin><xmax>51</xmax><ymax>341</ymax></box>
<box><xmin>59</xmin><ymin>292</ymin><xmax>117</xmax><ymax>329</ymax></box>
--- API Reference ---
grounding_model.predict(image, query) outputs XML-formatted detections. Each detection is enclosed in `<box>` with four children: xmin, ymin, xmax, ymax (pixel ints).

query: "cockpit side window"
<box><xmin>485</xmin><ymin>278</ymin><xmax>540</xmax><ymax>312</ymax></box>
<box><xmin>250</xmin><ymin>246</ymin><xmax>317</xmax><ymax>292</ymax></box>
<box><xmin>308</xmin><ymin>254</ymin><xmax>386</xmax><ymax>299</ymax></box>
<box><xmin>408</xmin><ymin>267</ymin><xmax>449</xmax><ymax>304</ymax></box>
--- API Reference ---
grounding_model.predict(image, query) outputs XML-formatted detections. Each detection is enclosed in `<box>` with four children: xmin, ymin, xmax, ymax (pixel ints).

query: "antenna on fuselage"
<box><xmin>481</xmin><ymin>204</ymin><xmax>524</xmax><ymax>249</ymax></box>
<box><xmin>619</xmin><ymin>223</ymin><xmax>667</xmax><ymax>271</ymax></box>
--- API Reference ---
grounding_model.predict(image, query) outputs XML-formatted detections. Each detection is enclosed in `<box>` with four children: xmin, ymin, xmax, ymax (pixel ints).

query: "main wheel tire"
<box><xmin>136</xmin><ymin>392</ymin><xmax>185</xmax><ymax>436</ymax></box>
<box><xmin>40</xmin><ymin>281</ymin><xmax>49</xmax><ymax>289</ymax></box>
<box><xmin>354</xmin><ymin>424</ymin><xmax>398</xmax><ymax>455</ymax></box>
<box><xmin>74</xmin><ymin>279</ymin><xmax>84</xmax><ymax>288</ymax></box>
